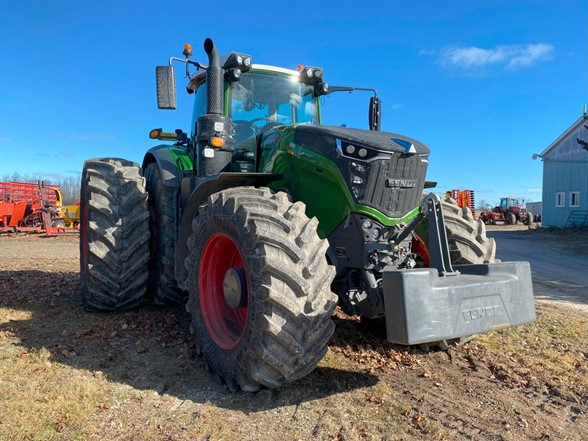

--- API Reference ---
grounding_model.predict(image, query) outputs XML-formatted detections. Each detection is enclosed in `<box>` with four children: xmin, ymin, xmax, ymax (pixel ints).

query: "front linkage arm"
<box><xmin>391</xmin><ymin>193</ymin><xmax>458</xmax><ymax>277</ymax></box>
<box><xmin>422</xmin><ymin>193</ymin><xmax>459</xmax><ymax>277</ymax></box>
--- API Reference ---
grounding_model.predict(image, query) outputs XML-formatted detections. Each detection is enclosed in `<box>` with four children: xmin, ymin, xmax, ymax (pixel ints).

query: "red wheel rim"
<box><xmin>199</xmin><ymin>233</ymin><xmax>249</xmax><ymax>349</ymax></box>
<box><xmin>412</xmin><ymin>233</ymin><xmax>430</xmax><ymax>267</ymax></box>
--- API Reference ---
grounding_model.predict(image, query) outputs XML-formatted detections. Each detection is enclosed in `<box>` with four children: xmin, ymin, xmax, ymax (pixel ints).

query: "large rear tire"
<box><xmin>184</xmin><ymin>187</ymin><xmax>337</xmax><ymax>391</ymax></box>
<box><xmin>80</xmin><ymin>158</ymin><xmax>150</xmax><ymax>311</ymax></box>
<box><xmin>144</xmin><ymin>163</ymin><xmax>184</xmax><ymax>305</ymax></box>
<box><xmin>441</xmin><ymin>197</ymin><xmax>496</xmax><ymax>264</ymax></box>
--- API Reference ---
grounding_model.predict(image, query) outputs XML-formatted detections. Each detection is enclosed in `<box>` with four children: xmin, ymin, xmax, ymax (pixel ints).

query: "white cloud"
<box><xmin>417</xmin><ymin>49</ymin><xmax>435</xmax><ymax>56</ymax></box>
<box><xmin>436</xmin><ymin>43</ymin><xmax>554</xmax><ymax>72</ymax></box>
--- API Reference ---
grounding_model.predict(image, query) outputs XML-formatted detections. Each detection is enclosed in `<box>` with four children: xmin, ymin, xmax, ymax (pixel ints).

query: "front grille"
<box><xmin>361</xmin><ymin>155</ymin><xmax>427</xmax><ymax>218</ymax></box>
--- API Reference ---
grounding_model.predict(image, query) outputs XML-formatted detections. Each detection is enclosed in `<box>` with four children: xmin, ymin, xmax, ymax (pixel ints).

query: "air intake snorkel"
<box><xmin>196</xmin><ymin>38</ymin><xmax>233</xmax><ymax>177</ymax></box>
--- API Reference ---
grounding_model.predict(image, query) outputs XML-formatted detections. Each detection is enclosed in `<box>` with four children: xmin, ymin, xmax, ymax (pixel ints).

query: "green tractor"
<box><xmin>80</xmin><ymin>38</ymin><xmax>536</xmax><ymax>391</ymax></box>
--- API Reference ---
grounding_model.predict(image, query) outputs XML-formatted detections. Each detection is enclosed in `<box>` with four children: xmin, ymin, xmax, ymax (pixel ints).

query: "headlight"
<box><xmin>349</xmin><ymin>161</ymin><xmax>370</xmax><ymax>201</ymax></box>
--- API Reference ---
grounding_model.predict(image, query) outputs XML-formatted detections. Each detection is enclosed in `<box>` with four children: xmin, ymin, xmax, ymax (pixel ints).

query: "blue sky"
<box><xmin>1</xmin><ymin>0</ymin><xmax>586</xmax><ymax>206</ymax></box>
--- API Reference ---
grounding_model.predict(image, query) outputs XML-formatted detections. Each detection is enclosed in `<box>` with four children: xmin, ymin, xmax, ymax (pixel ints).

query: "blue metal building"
<box><xmin>536</xmin><ymin>112</ymin><xmax>588</xmax><ymax>228</ymax></box>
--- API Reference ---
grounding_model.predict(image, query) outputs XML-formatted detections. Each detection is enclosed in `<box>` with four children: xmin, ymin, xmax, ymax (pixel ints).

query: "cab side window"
<box><xmin>190</xmin><ymin>84</ymin><xmax>207</xmax><ymax>137</ymax></box>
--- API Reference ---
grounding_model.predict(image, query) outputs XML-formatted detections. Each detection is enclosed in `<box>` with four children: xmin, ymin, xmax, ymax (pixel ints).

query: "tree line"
<box><xmin>1</xmin><ymin>172</ymin><xmax>81</xmax><ymax>205</ymax></box>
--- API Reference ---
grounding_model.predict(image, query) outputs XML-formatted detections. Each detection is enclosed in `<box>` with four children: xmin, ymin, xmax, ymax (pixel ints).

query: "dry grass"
<box><xmin>468</xmin><ymin>302</ymin><xmax>588</xmax><ymax>401</ymax></box>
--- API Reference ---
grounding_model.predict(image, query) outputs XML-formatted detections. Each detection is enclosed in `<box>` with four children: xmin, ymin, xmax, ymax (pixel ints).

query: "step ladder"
<box><xmin>563</xmin><ymin>210</ymin><xmax>588</xmax><ymax>228</ymax></box>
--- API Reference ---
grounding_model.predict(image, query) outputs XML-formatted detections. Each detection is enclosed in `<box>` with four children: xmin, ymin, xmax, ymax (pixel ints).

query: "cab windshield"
<box><xmin>229</xmin><ymin>71</ymin><xmax>318</xmax><ymax>136</ymax></box>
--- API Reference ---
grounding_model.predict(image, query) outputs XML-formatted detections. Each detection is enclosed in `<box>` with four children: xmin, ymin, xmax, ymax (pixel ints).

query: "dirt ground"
<box><xmin>0</xmin><ymin>232</ymin><xmax>587</xmax><ymax>440</ymax></box>
<box><xmin>487</xmin><ymin>224</ymin><xmax>588</xmax><ymax>314</ymax></box>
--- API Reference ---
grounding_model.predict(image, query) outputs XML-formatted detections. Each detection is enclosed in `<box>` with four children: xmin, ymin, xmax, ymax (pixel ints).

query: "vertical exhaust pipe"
<box><xmin>204</xmin><ymin>38</ymin><xmax>223</xmax><ymax>115</ymax></box>
<box><xmin>196</xmin><ymin>38</ymin><xmax>232</xmax><ymax>177</ymax></box>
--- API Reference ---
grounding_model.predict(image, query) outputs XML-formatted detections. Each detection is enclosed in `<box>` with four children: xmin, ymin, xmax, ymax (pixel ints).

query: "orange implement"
<box><xmin>8</xmin><ymin>203</ymin><xmax>28</xmax><ymax>227</ymax></box>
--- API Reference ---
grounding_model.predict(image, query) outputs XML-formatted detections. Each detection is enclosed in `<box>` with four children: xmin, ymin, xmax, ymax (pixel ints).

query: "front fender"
<box><xmin>174</xmin><ymin>172</ymin><xmax>282</xmax><ymax>289</ymax></box>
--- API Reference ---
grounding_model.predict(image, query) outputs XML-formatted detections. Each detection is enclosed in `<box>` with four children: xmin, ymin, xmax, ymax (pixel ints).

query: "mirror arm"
<box><xmin>326</xmin><ymin>86</ymin><xmax>378</xmax><ymax>98</ymax></box>
<box><xmin>167</xmin><ymin>57</ymin><xmax>206</xmax><ymax>78</ymax></box>
<box><xmin>188</xmin><ymin>60</ymin><xmax>207</xmax><ymax>70</ymax></box>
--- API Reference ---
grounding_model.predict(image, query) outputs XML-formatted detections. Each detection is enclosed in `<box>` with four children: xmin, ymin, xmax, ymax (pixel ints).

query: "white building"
<box><xmin>535</xmin><ymin>112</ymin><xmax>588</xmax><ymax>228</ymax></box>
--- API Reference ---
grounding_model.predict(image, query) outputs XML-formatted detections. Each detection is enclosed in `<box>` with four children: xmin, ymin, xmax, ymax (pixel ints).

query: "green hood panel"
<box><xmin>258</xmin><ymin>125</ymin><xmax>424</xmax><ymax>238</ymax></box>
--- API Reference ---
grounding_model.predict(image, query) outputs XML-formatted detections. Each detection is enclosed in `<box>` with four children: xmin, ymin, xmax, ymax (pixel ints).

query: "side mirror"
<box><xmin>369</xmin><ymin>97</ymin><xmax>381</xmax><ymax>131</ymax></box>
<box><xmin>155</xmin><ymin>66</ymin><xmax>177</xmax><ymax>110</ymax></box>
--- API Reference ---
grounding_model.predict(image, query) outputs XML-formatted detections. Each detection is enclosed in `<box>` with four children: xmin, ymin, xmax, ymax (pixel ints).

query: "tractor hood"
<box><xmin>294</xmin><ymin>125</ymin><xmax>430</xmax><ymax>157</ymax></box>
<box><xmin>285</xmin><ymin>124</ymin><xmax>430</xmax><ymax>219</ymax></box>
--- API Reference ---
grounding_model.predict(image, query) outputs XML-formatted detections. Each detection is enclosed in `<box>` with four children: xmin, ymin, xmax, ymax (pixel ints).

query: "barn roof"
<box><xmin>539</xmin><ymin>112</ymin><xmax>588</xmax><ymax>158</ymax></box>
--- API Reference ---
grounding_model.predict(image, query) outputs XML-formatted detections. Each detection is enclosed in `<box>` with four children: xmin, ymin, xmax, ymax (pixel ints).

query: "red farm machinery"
<box><xmin>0</xmin><ymin>181</ymin><xmax>67</xmax><ymax>232</ymax></box>
<box><xmin>446</xmin><ymin>189</ymin><xmax>476</xmax><ymax>218</ymax></box>
<box><xmin>479</xmin><ymin>197</ymin><xmax>533</xmax><ymax>226</ymax></box>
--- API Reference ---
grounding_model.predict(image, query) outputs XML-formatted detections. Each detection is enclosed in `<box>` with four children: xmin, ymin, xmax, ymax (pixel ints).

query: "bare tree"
<box><xmin>1</xmin><ymin>172</ymin><xmax>41</xmax><ymax>183</ymax></box>
<box><xmin>477</xmin><ymin>199</ymin><xmax>490</xmax><ymax>210</ymax></box>
<box><xmin>59</xmin><ymin>175</ymin><xmax>81</xmax><ymax>205</ymax></box>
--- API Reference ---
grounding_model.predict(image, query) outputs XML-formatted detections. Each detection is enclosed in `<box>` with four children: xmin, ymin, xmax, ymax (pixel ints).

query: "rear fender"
<box><xmin>142</xmin><ymin>145</ymin><xmax>191</xmax><ymax>189</ymax></box>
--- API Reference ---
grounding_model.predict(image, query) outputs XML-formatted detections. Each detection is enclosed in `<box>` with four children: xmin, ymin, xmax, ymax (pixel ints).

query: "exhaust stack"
<box><xmin>204</xmin><ymin>38</ymin><xmax>223</xmax><ymax>115</ymax></box>
<box><xmin>196</xmin><ymin>38</ymin><xmax>232</xmax><ymax>177</ymax></box>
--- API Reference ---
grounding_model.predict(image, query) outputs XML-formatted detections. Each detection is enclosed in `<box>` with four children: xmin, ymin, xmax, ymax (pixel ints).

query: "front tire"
<box><xmin>184</xmin><ymin>187</ymin><xmax>337</xmax><ymax>391</ymax></box>
<box><xmin>80</xmin><ymin>158</ymin><xmax>150</xmax><ymax>311</ymax></box>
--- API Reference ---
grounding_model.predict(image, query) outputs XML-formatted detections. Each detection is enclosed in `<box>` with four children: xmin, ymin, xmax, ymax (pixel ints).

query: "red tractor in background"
<box><xmin>479</xmin><ymin>197</ymin><xmax>533</xmax><ymax>226</ymax></box>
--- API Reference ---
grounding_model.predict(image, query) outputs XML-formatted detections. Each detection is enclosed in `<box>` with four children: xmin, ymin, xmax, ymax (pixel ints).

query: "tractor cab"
<box><xmin>186</xmin><ymin>65</ymin><xmax>320</xmax><ymax>172</ymax></box>
<box><xmin>499</xmin><ymin>197</ymin><xmax>520</xmax><ymax>211</ymax></box>
<box><xmin>153</xmin><ymin>41</ymin><xmax>380</xmax><ymax>180</ymax></box>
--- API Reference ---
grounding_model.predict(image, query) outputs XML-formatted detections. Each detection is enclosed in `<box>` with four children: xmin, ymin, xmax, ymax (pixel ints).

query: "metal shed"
<box><xmin>535</xmin><ymin>112</ymin><xmax>588</xmax><ymax>228</ymax></box>
<box><xmin>526</xmin><ymin>201</ymin><xmax>542</xmax><ymax>221</ymax></box>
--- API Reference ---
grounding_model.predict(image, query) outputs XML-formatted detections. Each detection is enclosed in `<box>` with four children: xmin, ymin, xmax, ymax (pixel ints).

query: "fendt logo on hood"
<box><xmin>385</xmin><ymin>179</ymin><xmax>418</xmax><ymax>189</ymax></box>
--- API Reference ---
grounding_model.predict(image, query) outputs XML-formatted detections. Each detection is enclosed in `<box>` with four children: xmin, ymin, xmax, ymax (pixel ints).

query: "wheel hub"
<box><xmin>223</xmin><ymin>268</ymin><xmax>247</xmax><ymax>309</ymax></box>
